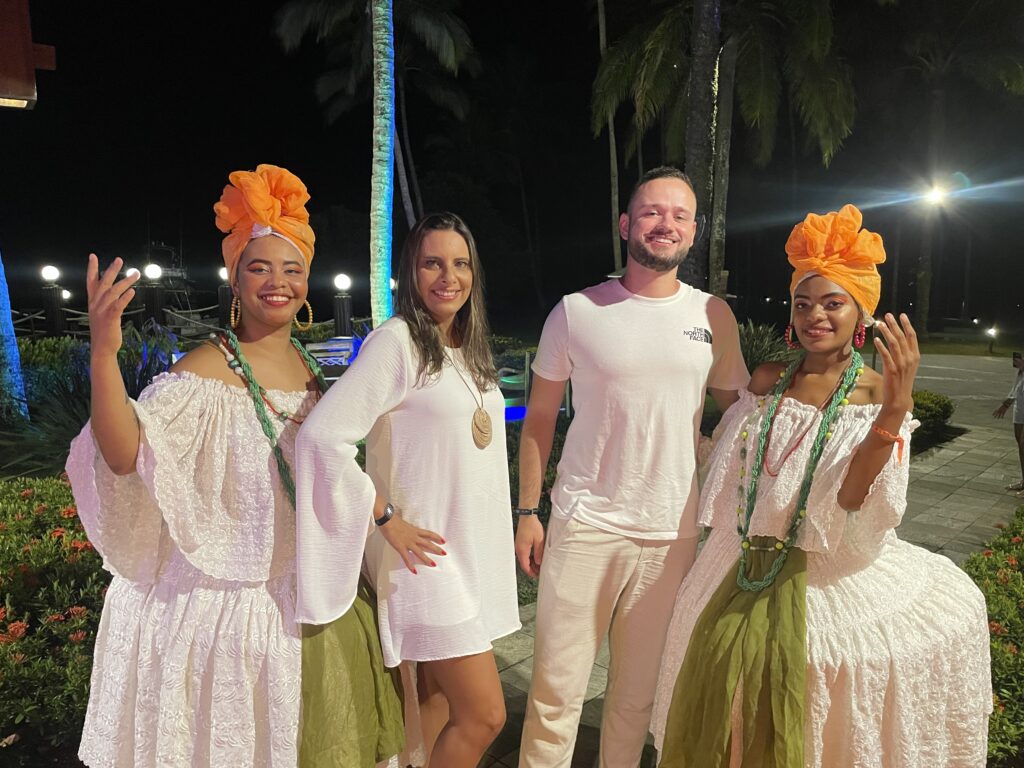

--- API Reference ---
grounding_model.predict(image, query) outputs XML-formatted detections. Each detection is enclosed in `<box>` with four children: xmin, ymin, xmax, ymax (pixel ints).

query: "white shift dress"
<box><xmin>652</xmin><ymin>390</ymin><xmax>992</xmax><ymax>768</ymax></box>
<box><xmin>294</xmin><ymin>317</ymin><xmax>521</xmax><ymax>668</ymax></box>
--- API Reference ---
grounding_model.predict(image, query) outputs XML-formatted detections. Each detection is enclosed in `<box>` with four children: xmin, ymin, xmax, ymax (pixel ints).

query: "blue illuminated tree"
<box><xmin>0</xmin><ymin>249</ymin><xmax>27</xmax><ymax>420</ymax></box>
<box><xmin>369</xmin><ymin>0</ymin><xmax>396</xmax><ymax>325</ymax></box>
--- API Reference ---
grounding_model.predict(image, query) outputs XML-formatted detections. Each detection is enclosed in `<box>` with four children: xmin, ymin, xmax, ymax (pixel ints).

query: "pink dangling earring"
<box><xmin>853</xmin><ymin>322</ymin><xmax>866</xmax><ymax>349</ymax></box>
<box><xmin>784</xmin><ymin>324</ymin><xmax>800</xmax><ymax>349</ymax></box>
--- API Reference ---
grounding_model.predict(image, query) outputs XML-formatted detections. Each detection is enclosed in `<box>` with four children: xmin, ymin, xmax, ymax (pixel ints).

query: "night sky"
<box><xmin>3</xmin><ymin>0</ymin><xmax>1023</xmax><ymax>334</ymax></box>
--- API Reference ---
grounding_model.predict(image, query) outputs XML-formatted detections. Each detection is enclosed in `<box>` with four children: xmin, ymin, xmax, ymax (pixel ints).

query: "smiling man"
<box><xmin>515</xmin><ymin>166</ymin><xmax>750</xmax><ymax>768</ymax></box>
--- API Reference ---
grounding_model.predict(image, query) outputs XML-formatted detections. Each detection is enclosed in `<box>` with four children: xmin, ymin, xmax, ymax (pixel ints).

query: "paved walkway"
<box><xmin>479</xmin><ymin>353</ymin><xmax>1021</xmax><ymax>767</ymax></box>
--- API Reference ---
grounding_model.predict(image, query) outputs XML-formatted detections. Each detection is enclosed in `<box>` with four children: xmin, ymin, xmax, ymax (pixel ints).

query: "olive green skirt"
<box><xmin>660</xmin><ymin>541</ymin><xmax>807</xmax><ymax>768</ymax></box>
<box><xmin>299</xmin><ymin>581</ymin><xmax>406</xmax><ymax>768</ymax></box>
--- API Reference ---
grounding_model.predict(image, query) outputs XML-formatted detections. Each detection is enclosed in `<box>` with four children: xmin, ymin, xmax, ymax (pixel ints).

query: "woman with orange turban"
<box><xmin>67</xmin><ymin>164</ymin><xmax>404</xmax><ymax>767</ymax></box>
<box><xmin>650</xmin><ymin>205</ymin><xmax>991</xmax><ymax>767</ymax></box>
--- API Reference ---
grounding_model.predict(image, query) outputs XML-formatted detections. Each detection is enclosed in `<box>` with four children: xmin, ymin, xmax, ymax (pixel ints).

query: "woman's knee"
<box><xmin>452</xmin><ymin>693</ymin><xmax>505</xmax><ymax>740</ymax></box>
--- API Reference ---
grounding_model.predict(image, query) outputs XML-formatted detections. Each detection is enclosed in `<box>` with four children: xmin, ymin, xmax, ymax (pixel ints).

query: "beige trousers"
<box><xmin>519</xmin><ymin>516</ymin><xmax>699</xmax><ymax>768</ymax></box>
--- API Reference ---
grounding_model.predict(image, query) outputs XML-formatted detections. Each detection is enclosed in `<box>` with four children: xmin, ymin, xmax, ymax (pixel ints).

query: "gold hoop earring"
<box><xmin>230</xmin><ymin>296</ymin><xmax>241</xmax><ymax>329</ymax></box>
<box><xmin>293</xmin><ymin>300</ymin><xmax>314</xmax><ymax>332</ymax></box>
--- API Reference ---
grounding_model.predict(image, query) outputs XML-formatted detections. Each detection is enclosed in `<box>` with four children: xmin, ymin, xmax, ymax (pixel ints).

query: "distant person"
<box><xmin>994</xmin><ymin>350</ymin><xmax>1024</xmax><ymax>498</ymax></box>
<box><xmin>295</xmin><ymin>212</ymin><xmax>521</xmax><ymax>768</ymax></box>
<box><xmin>651</xmin><ymin>204</ymin><xmax>991</xmax><ymax>768</ymax></box>
<box><xmin>514</xmin><ymin>166</ymin><xmax>749</xmax><ymax>768</ymax></box>
<box><xmin>67</xmin><ymin>165</ymin><xmax>404</xmax><ymax>768</ymax></box>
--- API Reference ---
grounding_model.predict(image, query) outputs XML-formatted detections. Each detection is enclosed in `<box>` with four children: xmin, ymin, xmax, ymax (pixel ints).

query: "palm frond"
<box><xmin>735</xmin><ymin>23</ymin><xmax>781</xmax><ymax>166</ymax></box>
<box><xmin>402</xmin><ymin>5</ymin><xmax>475</xmax><ymax>75</ymax></box>
<box><xmin>411</xmin><ymin>70</ymin><xmax>471</xmax><ymax>119</ymax></box>
<box><xmin>592</xmin><ymin>23</ymin><xmax>654</xmax><ymax>134</ymax></box>
<box><xmin>785</xmin><ymin>49</ymin><xmax>856</xmax><ymax>166</ymax></box>
<box><xmin>275</xmin><ymin>0</ymin><xmax>360</xmax><ymax>51</ymax></box>
<box><xmin>780</xmin><ymin>0</ymin><xmax>834</xmax><ymax>62</ymax></box>
<box><xmin>957</xmin><ymin>49</ymin><xmax>1024</xmax><ymax>96</ymax></box>
<box><xmin>632</xmin><ymin>4</ymin><xmax>690</xmax><ymax>133</ymax></box>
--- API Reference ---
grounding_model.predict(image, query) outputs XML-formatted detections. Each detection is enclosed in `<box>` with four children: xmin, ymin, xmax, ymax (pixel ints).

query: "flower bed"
<box><xmin>0</xmin><ymin>476</ymin><xmax>107</xmax><ymax>765</ymax></box>
<box><xmin>962</xmin><ymin>507</ymin><xmax>1024</xmax><ymax>766</ymax></box>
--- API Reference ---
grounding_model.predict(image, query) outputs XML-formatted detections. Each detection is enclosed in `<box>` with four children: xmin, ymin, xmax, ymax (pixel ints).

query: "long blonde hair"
<box><xmin>394</xmin><ymin>212</ymin><xmax>498</xmax><ymax>391</ymax></box>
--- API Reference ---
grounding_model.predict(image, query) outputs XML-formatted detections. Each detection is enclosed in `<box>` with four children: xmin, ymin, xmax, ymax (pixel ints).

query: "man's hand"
<box><xmin>994</xmin><ymin>403</ymin><xmax>1010</xmax><ymax>419</ymax></box>
<box><xmin>515</xmin><ymin>515</ymin><xmax>545</xmax><ymax>579</ymax></box>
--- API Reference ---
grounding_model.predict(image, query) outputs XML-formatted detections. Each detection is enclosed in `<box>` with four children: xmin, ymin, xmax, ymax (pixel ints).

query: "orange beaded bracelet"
<box><xmin>871</xmin><ymin>424</ymin><xmax>904</xmax><ymax>464</ymax></box>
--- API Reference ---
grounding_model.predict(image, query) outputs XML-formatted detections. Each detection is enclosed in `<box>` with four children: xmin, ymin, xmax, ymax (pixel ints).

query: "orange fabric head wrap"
<box><xmin>785</xmin><ymin>203</ymin><xmax>886</xmax><ymax>320</ymax></box>
<box><xmin>213</xmin><ymin>164</ymin><xmax>315</xmax><ymax>276</ymax></box>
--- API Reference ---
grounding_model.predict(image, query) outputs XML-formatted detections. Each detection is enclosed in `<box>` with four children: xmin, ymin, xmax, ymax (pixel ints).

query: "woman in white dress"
<box><xmin>295</xmin><ymin>212</ymin><xmax>521</xmax><ymax>768</ymax></box>
<box><xmin>651</xmin><ymin>204</ymin><xmax>991</xmax><ymax>767</ymax></box>
<box><xmin>67</xmin><ymin>164</ymin><xmax>403</xmax><ymax>767</ymax></box>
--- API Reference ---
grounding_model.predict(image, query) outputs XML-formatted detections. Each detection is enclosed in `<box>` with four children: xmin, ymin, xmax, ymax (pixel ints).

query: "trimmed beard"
<box><xmin>627</xmin><ymin>238</ymin><xmax>690</xmax><ymax>272</ymax></box>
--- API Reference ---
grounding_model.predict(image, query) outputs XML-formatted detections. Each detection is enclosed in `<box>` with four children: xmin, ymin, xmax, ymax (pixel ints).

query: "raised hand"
<box><xmin>86</xmin><ymin>254</ymin><xmax>140</xmax><ymax>359</ymax></box>
<box><xmin>378</xmin><ymin>515</ymin><xmax>447</xmax><ymax>574</ymax></box>
<box><xmin>872</xmin><ymin>313</ymin><xmax>920</xmax><ymax>413</ymax></box>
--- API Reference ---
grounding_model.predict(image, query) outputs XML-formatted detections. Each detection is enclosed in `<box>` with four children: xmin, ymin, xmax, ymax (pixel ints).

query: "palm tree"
<box><xmin>369</xmin><ymin>0</ymin><xmax>395</xmax><ymax>325</ymax></box>
<box><xmin>0</xmin><ymin>250</ymin><xmax>27</xmax><ymax>421</ymax></box>
<box><xmin>592</xmin><ymin>0</ymin><xmax>855</xmax><ymax>291</ymax></box>
<box><xmin>276</xmin><ymin>0</ymin><xmax>478</xmax><ymax>229</ymax></box>
<box><xmin>889</xmin><ymin>0</ymin><xmax>1024</xmax><ymax>335</ymax></box>
<box><xmin>596</xmin><ymin>0</ymin><xmax>622</xmax><ymax>272</ymax></box>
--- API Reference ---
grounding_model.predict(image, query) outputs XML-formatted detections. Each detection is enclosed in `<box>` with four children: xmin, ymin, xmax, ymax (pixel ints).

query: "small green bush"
<box><xmin>912</xmin><ymin>389</ymin><xmax>956</xmax><ymax>435</ymax></box>
<box><xmin>738</xmin><ymin>320</ymin><xmax>797</xmax><ymax>372</ymax></box>
<box><xmin>0</xmin><ymin>475</ymin><xmax>108</xmax><ymax>764</ymax></box>
<box><xmin>962</xmin><ymin>508</ymin><xmax>1024</xmax><ymax>765</ymax></box>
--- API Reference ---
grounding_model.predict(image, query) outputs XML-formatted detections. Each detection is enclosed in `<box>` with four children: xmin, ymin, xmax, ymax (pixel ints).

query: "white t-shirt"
<box><xmin>1009</xmin><ymin>370</ymin><xmax>1024</xmax><ymax>424</ymax></box>
<box><xmin>532</xmin><ymin>278</ymin><xmax>749</xmax><ymax>539</ymax></box>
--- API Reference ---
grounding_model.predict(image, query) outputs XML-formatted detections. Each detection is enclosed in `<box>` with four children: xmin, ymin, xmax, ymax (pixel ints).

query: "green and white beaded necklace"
<box><xmin>734</xmin><ymin>350</ymin><xmax>864</xmax><ymax>592</ymax></box>
<box><xmin>221</xmin><ymin>329</ymin><xmax>327</xmax><ymax>508</ymax></box>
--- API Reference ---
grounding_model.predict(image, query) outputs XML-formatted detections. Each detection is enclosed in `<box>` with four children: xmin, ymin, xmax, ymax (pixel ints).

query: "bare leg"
<box><xmin>422</xmin><ymin>651</ymin><xmax>505</xmax><ymax>768</ymax></box>
<box><xmin>417</xmin><ymin>661</ymin><xmax>450</xmax><ymax>757</ymax></box>
<box><xmin>1015</xmin><ymin>423</ymin><xmax>1024</xmax><ymax>491</ymax></box>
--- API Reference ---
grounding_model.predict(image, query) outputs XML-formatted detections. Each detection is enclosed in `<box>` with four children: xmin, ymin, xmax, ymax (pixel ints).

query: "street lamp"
<box><xmin>333</xmin><ymin>273</ymin><xmax>353</xmax><ymax>337</ymax></box>
<box><xmin>61</xmin><ymin>289</ymin><xmax>71</xmax><ymax>300</ymax></box>
<box><xmin>986</xmin><ymin>326</ymin><xmax>998</xmax><ymax>354</ymax></box>
<box><xmin>143</xmin><ymin>263</ymin><xmax>163</xmax><ymax>281</ymax></box>
<box><xmin>390</xmin><ymin>277</ymin><xmax>397</xmax><ymax>292</ymax></box>
<box><xmin>40</xmin><ymin>265</ymin><xmax>60</xmax><ymax>283</ymax></box>
<box><xmin>140</xmin><ymin>264</ymin><xmax>164</xmax><ymax>323</ymax></box>
<box><xmin>218</xmin><ymin>267</ymin><xmax>228</xmax><ymax>282</ymax></box>
<box><xmin>217</xmin><ymin>267</ymin><xmax>232</xmax><ymax>328</ymax></box>
<box><xmin>39</xmin><ymin>266</ymin><xmax>64</xmax><ymax>334</ymax></box>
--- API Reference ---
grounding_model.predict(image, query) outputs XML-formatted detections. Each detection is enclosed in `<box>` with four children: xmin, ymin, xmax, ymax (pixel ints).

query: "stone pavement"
<box><xmin>478</xmin><ymin>353</ymin><xmax>1021</xmax><ymax>768</ymax></box>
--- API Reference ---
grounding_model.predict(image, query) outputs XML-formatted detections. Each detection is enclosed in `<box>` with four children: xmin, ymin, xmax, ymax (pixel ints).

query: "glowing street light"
<box><xmin>143</xmin><ymin>263</ymin><xmax>163</xmax><ymax>281</ymax></box>
<box><xmin>334</xmin><ymin>273</ymin><xmax>352</xmax><ymax>292</ymax></box>
<box><xmin>987</xmin><ymin>326</ymin><xmax>998</xmax><ymax>354</ymax></box>
<box><xmin>925</xmin><ymin>186</ymin><xmax>947</xmax><ymax>205</ymax></box>
<box><xmin>40</xmin><ymin>265</ymin><xmax>60</xmax><ymax>283</ymax></box>
<box><xmin>390</xmin><ymin>277</ymin><xmax>397</xmax><ymax>292</ymax></box>
<box><xmin>61</xmin><ymin>289</ymin><xmax>71</xmax><ymax>300</ymax></box>
<box><xmin>218</xmin><ymin>266</ymin><xmax>228</xmax><ymax>282</ymax></box>
<box><xmin>124</xmin><ymin>267</ymin><xmax>140</xmax><ymax>279</ymax></box>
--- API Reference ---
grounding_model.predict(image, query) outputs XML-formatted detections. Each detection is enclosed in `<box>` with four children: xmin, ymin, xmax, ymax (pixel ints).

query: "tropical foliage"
<box><xmin>0</xmin><ymin>252</ymin><xmax>27</xmax><ymax>424</ymax></box>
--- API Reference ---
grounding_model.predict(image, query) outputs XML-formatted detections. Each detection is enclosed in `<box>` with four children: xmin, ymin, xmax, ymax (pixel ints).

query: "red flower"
<box><xmin>1008</xmin><ymin>555</ymin><xmax>1019</xmax><ymax>568</ymax></box>
<box><xmin>983</xmin><ymin>550</ymin><xmax>994</xmax><ymax>557</ymax></box>
<box><xmin>19</xmin><ymin>488</ymin><xmax>34</xmax><ymax>499</ymax></box>
<box><xmin>990</xmin><ymin>620</ymin><xmax>1008</xmax><ymax>636</ymax></box>
<box><xmin>33</xmin><ymin>504</ymin><xmax>48</xmax><ymax>515</ymax></box>
<box><xmin>67</xmin><ymin>606</ymin><xmax>88</xmax><ymax>618</ymax></box>
<box><xmin>66</xmin><ymin>553</ymin><xmax>81</xmax><ymax>565</ymax></box>
<box><xmin>70</xmin><ymin>540</ymin><xmax>94</xmax><ymax>552</ymax></box>
<box><xmin>0</xmin><ymin>522</ymin><xmax>5</xmax><ymax>531</ymax></box>
<box><xmin>1012</xmin><ymin>536</ymin><xmax>1023</xmax><ymax>544</ymax></box>
<box><xmin>998</xmin><ymin>569</ymin><xmax>1011</xmax><ymax>585</ymax></box>
<box><xmin>0</xmin><ymin>607</ymin><xmax>6</xmax><ymax>622</ymax></box>
<box><xmin>1008</xmin><ymin>643</ymin><xmax>1020</xmax><ymax>656</ymax></box>
<box><xmin>68</xmin><ymin>630</ymin><xmax>87</xmax><ymax>644</ymax></box>
<box><xmin>45</xmin><ymin>613</ymin><xmax>64</xmax><ymax>623</ymax></box>
<box><xmin>51</xmin><ymin>527</ymin><xmax>66</xmax><ymax>539</ymax></box>
<box><xmin>14</xmin><ymin>513</ymin><xmax>23</xmax><ymax>521</ymax></box>
<box><xmin>6</xmin><ymin>621</ymin><xmax>28</xmax><ymax>640</ymax></box>
<box><xmin>60</xmin><ymin>506</ymin><xmax>77</xmax><ymax>519</ymax></box>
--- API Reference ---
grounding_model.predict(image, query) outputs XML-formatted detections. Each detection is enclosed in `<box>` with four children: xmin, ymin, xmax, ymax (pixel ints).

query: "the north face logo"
<box><xmin>682</xmin><ymin>327</ymin><xmax>712</xmax><ymax>344</ymax></box>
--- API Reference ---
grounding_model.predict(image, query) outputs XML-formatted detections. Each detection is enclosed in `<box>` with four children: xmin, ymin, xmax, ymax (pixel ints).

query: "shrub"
<box><xmin>738</xmin><ymin>320</ymin><xmax>797</xmax><ymax>372</ymax></box>
<box><xmin>15</xmin><ymin>337</ymin><xmax>90</xmax><ymax>414</ymax></box>
<box><xmin>912</xmin><ymin>389</ymin><xmax>956</xmax><ymax>436</ymax></box>
<box><xmin>962</xmin><ymin>507</ymin><xmax>1024</xmax><ymax>765</ymax></box>
<box><xmin>0</xmin><ymin>476</ymin><xmax>108</xmax><ymax>764</ymax></box>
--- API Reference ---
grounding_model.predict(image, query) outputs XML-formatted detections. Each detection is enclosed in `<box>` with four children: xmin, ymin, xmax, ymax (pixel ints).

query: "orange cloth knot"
<box><xmin>785</xmin><ymin>203</ymin><xmax>886</xmax><ymax>319</ymax></box>
<box><xmin>213</xmin><ymin>164</ymin><xmax>315</xmax><ymax>276</ymax></box>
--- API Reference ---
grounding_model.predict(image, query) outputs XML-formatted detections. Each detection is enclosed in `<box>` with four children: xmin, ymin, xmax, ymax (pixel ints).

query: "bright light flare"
<box><xmin>334</xmin><ymin>273</ymin><xmax>352</xmax><ymax>292</ymax></box>
<box><xmin>218</xmin><ymin>267</ymin><xmax>228</xmax><ymax>282</ymax></box>
<box><xmin>986</xmin><ymin>326</ymin><xmax>998</xmax><ymax>338</ymax></box>
<box><xmin>925</xmin><ymin>186</ymin><xmax>946</xmax><ymax>205</ymax></box>
<box><xmin>124</xmin><ymin>267</ymin><xmax>140</xmax><ymax>279</ymax></box>
<box><xmin>143</xmin><ymin>264</ymin><xmax>162</xmax><ymax>280</ymax></box>
<box><xmin>61</xmin><ymin>289</ymin><xmax>71</xmax><ymax>300</ymax></box>
<box><xmin>41</xmin><ymin>265</ymin><xmax>60</xmax><ymax>282</ymax></box>
<box><xmin>390</xmin><ymin>278</ymin><xmax>397</xmax><ymax>291</ymax></box>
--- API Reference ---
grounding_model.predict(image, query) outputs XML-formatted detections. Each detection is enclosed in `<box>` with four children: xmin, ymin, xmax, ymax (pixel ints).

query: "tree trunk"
<box><xmin>597</xmin><ymin>0</ymin><xmax>622</xmax><ymax>272</ymax></box>
<box><xmin>0</xmin><ymin>251</ymin><xmax>28</xmax><ymax>420</ymax></box>
<box><xmin>369</xmin><ymin>0</ymin><xmax>396</xmax><ymax>325</ymax></box>
<box><xmin>681</xmin><ymin>0</ymin><xmax>720</xmax><ymax>290</ymax></box>
<box><xmin>397</xmin><ymin>74</ymin><xmax>424</xmax><ymax>219</ymax></box>
<box><xmin>916</xmin><ymin>83</ymin><xmax>946</xmax><ymax>338</ymax></box>
<box><xmin>709</xmin><ymin>35</ymin><xmax>736</xmax><ymax>298</ymax></box>
<box><xmin>517</xmin><ymin>158</ymin><xmax>546</xmax><ymax>309</ymax></box>
<box><xmin>393</xmin><ymin>124</ymin><xmax>417</xmax><ymax>230</ymax></box>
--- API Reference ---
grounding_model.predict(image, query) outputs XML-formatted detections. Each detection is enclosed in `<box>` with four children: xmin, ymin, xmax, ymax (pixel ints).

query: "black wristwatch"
<box><xmin>513</xmin><ymin>507</ymin><xmax>539</xmax><ymax>516</ymax></box>
<box><xmin>375</xmin><ymin>502</ymin><xmax>395</xmax><ymax>526</ymax></box>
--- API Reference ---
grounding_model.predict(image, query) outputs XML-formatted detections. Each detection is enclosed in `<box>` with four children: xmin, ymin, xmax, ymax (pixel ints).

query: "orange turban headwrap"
<box><xmin>785</xmin><ymin>203</ymin><xmax>886</xmax><ymax>320</ymax></box>
<box><xmin>213</xmin><ymin>164</ymin><xmax>315</xmax><ymax>277</ymax></box>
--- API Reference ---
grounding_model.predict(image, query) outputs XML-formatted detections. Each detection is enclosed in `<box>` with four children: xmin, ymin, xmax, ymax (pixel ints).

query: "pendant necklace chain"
<box><xmin>443</xmin><ymin>348</ymin><xmax>493</xmax><ymax>449</ymax></box>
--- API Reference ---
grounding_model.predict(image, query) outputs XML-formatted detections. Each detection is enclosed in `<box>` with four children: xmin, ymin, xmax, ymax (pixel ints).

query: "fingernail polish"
<box><xmin>440</xmin><ymin>550</ymin><xmax>447</xmax><ymax>556</ymax></box>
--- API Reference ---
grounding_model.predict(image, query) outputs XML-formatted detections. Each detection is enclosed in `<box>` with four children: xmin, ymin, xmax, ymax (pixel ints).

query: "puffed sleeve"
<box><xmin>66</xmin><ymin>372</ymin><xmax>282</xmax><ymax>583</ymax></box>
<box><xmin>294</xmin><ymin>320</ymin><xmax>413</xmax><ymax>625</ymax></box>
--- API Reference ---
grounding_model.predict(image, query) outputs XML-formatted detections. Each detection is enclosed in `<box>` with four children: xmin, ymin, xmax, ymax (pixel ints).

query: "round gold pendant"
<box><xmin>472</xmin><ymin>407</ymin><xmax>492</xmax><ymax>449</ymax></box>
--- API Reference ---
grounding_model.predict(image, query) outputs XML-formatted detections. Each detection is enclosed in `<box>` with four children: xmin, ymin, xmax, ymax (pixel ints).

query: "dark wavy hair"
<box><xmin>394</xmin><ymin>212</ymin><xmax>498</xmax><ymax>391</ymax></box>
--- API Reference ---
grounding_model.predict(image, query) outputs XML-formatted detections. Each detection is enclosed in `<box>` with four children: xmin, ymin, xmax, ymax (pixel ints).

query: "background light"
<box><xmin>334</xmin><ymin>273</ymin><xmax>352</xmax><ymax>291</ymax></box>
<box><xmin>390</xmin><ymin>277</ymin><xmax>397</xmax><ymax>291</ymax></box>
<box><xmin>41</xmin><ymin>265</ymin><xmax>60</xmax><ymax>282</ymax></box>
<box><xmin>124</xmin><ymin>267</ymin><xmax>140</xmax><ymax>279</ymax></box>
<box><xmin>971</xmin><ymin>317</ymin><xmax>979</xmax><ymax>325</ymax></box>
<box><xmin>143</xmin><ymin>263</ymin><xmax>162</xmax><ymax>280</ymax></box>
<box><xmin>925</xmin><ymin>186</ymin><xmax>946</xmax><ymax>205</ymax></box>
<box><xmin>61</xmin><ymin>289</ymin><xmax>71</xmax><ymax>300</ymax></box>
<box><xmin>218</xmin><ymin>266</ymin><xmax>228</xmax><ymax>282</ymax></box>
<box><xmin>986</xmin><ymin>327</ymin><xmax>998</xmax><ymax>338</ymax></box>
